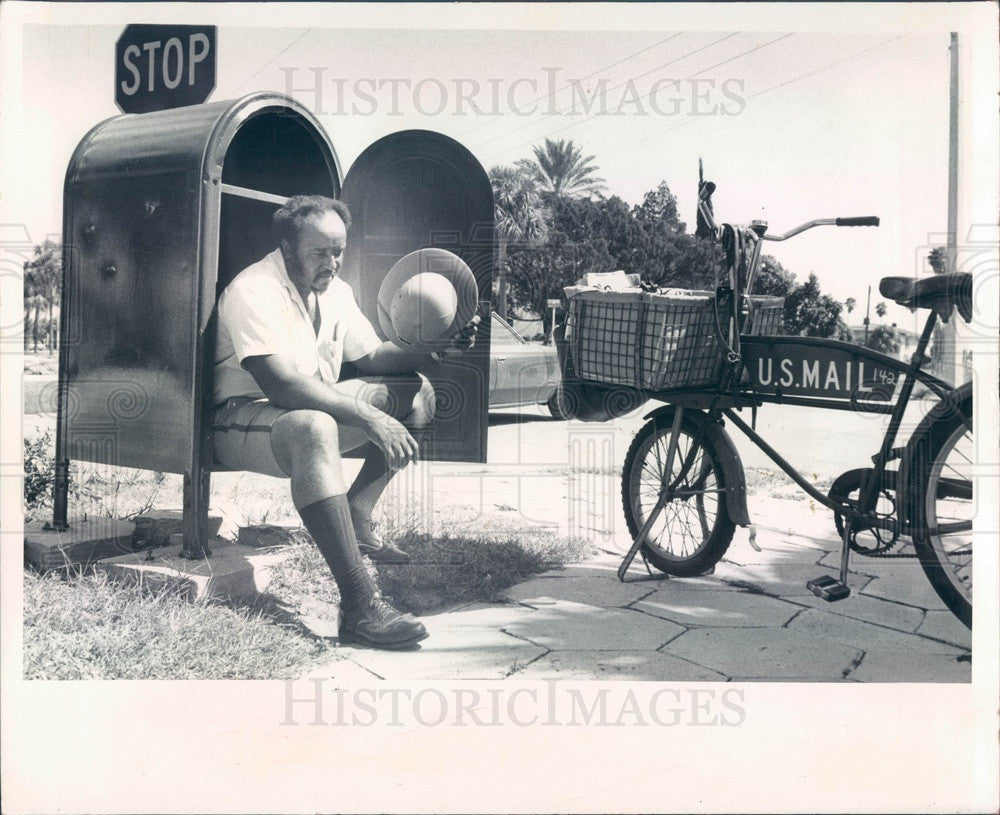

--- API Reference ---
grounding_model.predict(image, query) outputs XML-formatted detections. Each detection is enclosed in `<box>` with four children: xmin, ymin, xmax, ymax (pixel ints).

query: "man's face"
<box><xmin>283</xmin><ymin>210</ymin><xmax>347</xmax><ymax>295</ymax></box>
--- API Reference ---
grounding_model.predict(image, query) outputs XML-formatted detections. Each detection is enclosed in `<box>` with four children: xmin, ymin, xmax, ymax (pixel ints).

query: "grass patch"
<box><xmin>268</xmin><ymin>507</ymin><xmax>595</xmax><ymax>616</ymax></box>
<box><xmin>23</xmin><ymin>569</ymin><xmax>333</xmax><ymax>680</ymax></box>
<box><xmin>23</xmin><ymin>508</ymin><xmax>593</xmax><ymax>679</ymax></box>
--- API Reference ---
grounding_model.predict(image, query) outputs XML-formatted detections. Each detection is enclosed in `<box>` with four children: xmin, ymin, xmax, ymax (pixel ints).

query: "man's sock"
<box><xmin>298</xmin><ymin>494</ymin><xmax>378</xmax><ymax>612</ymax></box>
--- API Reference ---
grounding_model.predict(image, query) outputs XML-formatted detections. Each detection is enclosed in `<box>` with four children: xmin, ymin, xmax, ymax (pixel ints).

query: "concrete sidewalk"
<box><xmin>318</xmin><ymin>491</ymin><xmax>971</xmax><ymax>683</ymax></box>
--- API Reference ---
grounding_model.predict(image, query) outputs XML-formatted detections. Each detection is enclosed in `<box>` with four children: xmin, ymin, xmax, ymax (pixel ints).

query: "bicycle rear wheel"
<box><xmin>912</xmin><ymin>405</ymin><xmax>973</xmax><ymax>628</ymax></box>
<box><xmin>621</xmin><ymin>414</ymin><xmax>735</xmax><ymax>576</ymax></box>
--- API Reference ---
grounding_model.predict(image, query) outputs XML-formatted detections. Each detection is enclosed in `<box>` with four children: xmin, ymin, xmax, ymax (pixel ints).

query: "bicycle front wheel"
<box><xmin>621</xmin><ymin>414</ymin><xmax>735</xmax><ymax>576</ymax></box>
<box><xmin>913</xmin><ymin>405</ymin><xmax>973</xmax><ymax>628</ymax></box>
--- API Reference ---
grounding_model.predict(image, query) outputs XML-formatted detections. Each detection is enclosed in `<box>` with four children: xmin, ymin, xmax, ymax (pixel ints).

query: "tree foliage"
<box><xmin>633</xmin><ymin>181</ymin><xmax>685</xmax><ymax>233</ymax></box>
<box><xmin>490</xmin><ymin>165</ymin><xmax>548</xmax><ymax>320</ymax></box>
<box><xmin>492</xmin><ymin>141</ymin><xmax>848</xmax><ymax>340</ymax></box>
<box><xmin>928</xmin><ymin>246</ymin><xmax>947</xmax><ymax>275</ymax></box>
<box><xmin>865</xmin><ymin>324</ymin><xmax>903</xmax><ymax>356</ymax></box>
<box><xmin>782</xmin><ymin>273</ymin><xmax>844</xmax><ymax>337</ymax></box>
<box><xmin>515</xmin><ymin>138</ymin><xmax>607</xmax><ymax>200</ymax></box>
<box><xmin>23</xmin><ymin>239</ymin><xmax>62</xmax><ymax>353</ymax></box>
<box><xmin>753</xmin><ymin>255</ymin><xmax>797</xmax><ymax>298</ymax></box>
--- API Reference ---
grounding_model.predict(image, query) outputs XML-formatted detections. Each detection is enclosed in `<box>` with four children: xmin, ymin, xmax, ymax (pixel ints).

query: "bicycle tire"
<box><xmin>911</xmin><ymin>399</ymin><xmax>973</xmax><ymax>628</ymax></box>
<box><xmin>621</xmin><ymin>414</ymin><xmax>735</xmax><ymax>576</ymax></box>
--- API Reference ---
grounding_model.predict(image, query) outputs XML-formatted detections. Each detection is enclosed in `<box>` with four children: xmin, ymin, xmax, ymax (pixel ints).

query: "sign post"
<box><xmin>115</xmin><ymin>24</ymin><xmax>216</xmax><ymax>113</ymax></box>
<box><xmin>547</xmin><ymin>298</ymin><xmax>560</xmax><ymax>345</ymax></box>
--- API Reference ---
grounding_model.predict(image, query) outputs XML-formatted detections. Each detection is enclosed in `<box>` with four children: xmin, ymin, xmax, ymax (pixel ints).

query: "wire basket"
<box><xmin>741</xmin><ymin>295</ymin><xmax>785</xmax><ymax>336</ymax></box>
<box><xmin>566</xmin><ymin>290</ymin><xmax>784</xmax><ymax>392</ymax></box>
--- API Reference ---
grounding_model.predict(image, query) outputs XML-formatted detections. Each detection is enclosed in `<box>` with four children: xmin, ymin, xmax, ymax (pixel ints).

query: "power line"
<box><xmin>482</xmin><ymin>32</ymin><xmax>795</xmax><ymax>163</ymax></box>
<box><xmin>456</xmin><ymin>33</ymin><xmax>686</xmax><ymax>139</ymax></box>
<box><xmin>234</xmin><ymin>28</ymin><xmax>315</xmax><ymax>94</ymax></box>
<box><xmin>477</xmin><ymin>32</ymin><xmax>741</xmax><ymax>153</ymax></box>
<box><xmin>629</xmin><ymin>34</ymin><xmax>909</xmax><ymax>150</ymax></box>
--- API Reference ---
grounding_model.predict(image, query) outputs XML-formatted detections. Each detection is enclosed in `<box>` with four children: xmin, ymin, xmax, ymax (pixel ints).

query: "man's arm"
<box><xmin>352</xmin><ymin>342</ymin><xmax>428</xmax><ymax>375</ymax></box>
<box><xmin>242</xmin><ymin>354</ymin><xmax>419</xmax><ymax>469</ymax></box>
<box><xmin>352</xmin><ymin>315</ymin><xmax>482</xmax><ymax>376</ymax></box>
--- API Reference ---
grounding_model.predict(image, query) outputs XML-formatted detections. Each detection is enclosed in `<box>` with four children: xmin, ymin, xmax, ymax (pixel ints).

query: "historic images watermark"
<box><xmin>280</xmin><ymin>67</ymin><xmax>747</xmax><ymax>118</ymax></box>
<box><xmin>280</xmin><ymin>678</ymin><xmax>747</xmax><ymax>727</ymax></box>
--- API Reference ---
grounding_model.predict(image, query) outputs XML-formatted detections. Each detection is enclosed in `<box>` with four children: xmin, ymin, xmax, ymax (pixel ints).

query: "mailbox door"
<box><xmin>341</xmin><ymin>130</ymin><xmax>493</xmax><ymax>463</ymax></box>
<box><xmin>64</xmin><ymin>165</ymin><xmax>202</xmax><ymax>472</ymax></box>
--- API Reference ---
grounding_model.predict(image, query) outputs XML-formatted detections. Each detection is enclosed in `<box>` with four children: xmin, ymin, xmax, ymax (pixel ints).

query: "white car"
<box><xmin>488</xmin><ymin>312</ymin><xmax>568</xmax><ymax>418</ymax></box>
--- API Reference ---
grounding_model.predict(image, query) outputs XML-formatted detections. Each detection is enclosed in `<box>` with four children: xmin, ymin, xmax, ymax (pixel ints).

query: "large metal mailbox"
<box><xmin>341</xmin><ymin>130</ymin><xmax>494</xmax><ymax>463</ymax></box>
<box><xmin>56</xmin><ymin>92</ymin><xmax>493</xmax><ymax>553</ymax></box>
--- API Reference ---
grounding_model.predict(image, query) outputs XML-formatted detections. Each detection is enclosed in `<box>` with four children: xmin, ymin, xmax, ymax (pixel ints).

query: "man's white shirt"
<box><xmin>214</xmin><ymin>249</ymin><xmax>381</xmax><ymax>404</ymax></box>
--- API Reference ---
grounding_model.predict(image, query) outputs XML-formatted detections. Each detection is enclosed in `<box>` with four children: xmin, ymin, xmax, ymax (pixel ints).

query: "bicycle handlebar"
<box><xmin>836</xmin><ymin>216</ymin><xmax>880</xmax><ymax>227</ymax></box>
<box><xmin>762</xmin><ymin>216</ymin><xmax>880</xmax><ymax>241</ymax></box>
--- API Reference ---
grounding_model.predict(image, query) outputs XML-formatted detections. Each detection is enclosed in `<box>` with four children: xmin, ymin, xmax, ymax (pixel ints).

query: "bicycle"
<box><xmin>567</xmin><ymin>175</ymin><xmax>974</xmax><ymax>628</ymax></box>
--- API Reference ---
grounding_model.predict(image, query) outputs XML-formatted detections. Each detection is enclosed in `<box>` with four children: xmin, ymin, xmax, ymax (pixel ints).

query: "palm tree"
<box><xmin>875</xmin><ymin>301</ymin><xmax>887</xmax><ymax>320</ymax></box>
<box><xmin>490</xmin><ymin>165</ymin><xmax>548</xmax><ymax>320</ymax></box>
<box><xmin>516</xmin><ymin>138</ymin><xmax>607</xmax><ymax>200</ymax></box>
<box><xmin>23</xmin><ymin>240</ymin><xmax>62</xmax><ymax>353</ymax></box>
<box><xmin>845</xmin><ymin>297</ymin><xmax>857</xmax><ymax>315</ymax></box>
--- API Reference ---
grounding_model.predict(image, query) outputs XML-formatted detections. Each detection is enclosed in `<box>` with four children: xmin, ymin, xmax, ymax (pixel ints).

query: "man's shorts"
<box><xmin>212</xmin><ymin>378</ymin><xmax>378</xmax><ymax>478</ymax></box>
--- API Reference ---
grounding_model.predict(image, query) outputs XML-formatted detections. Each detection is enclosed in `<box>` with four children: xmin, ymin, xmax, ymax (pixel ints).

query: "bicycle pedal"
<box><xmin>806</xmin><ymin>575</ymin><xmax>851</xmax><ymax>602</ymax></box>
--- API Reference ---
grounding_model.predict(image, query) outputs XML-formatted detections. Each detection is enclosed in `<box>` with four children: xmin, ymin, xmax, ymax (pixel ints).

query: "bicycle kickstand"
<box><xmin>806</xmin><ymin>517</ymin><xmax>852</xmax><ymax>602</ymax></box>
<box><xmin>617</xmin><ymin>409</ymin><xmax>684</xmax><ymax>582</ymax></box>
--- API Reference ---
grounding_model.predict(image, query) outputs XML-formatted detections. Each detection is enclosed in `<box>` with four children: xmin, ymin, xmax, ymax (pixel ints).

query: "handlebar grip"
<box><xmin>836</xmin><ymin>216</ymin><xmax>880</xmax><ymax>227</ymax></box>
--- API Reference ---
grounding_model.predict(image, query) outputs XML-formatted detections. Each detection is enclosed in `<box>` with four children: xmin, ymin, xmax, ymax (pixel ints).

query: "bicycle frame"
<box><xmin>617</xmin><ymin>183</ymin><xmax>974</xmax><ymax>607</ymax></box>
<box><xmin>718</xmin><ymin>307</ymin><xmax>959</xmax><ymax>533</ymax></box>
<box><xmin>689</xmin><ymin>193</ymin><xmax>964</xmax><ymax>536</ymax></box>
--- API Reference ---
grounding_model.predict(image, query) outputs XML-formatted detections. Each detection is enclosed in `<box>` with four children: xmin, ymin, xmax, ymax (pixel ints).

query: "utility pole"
<box><xmin>942</xmin><ymin>32</ymin><xmax>959</xmax><ymax>383</ymax></box>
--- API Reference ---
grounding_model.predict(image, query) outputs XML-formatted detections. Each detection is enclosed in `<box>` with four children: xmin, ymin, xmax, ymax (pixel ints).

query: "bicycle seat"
<box><xmin>878</xmin><ymin>273</ymin><xmax>973</xmax><ymax>323</ymax></box>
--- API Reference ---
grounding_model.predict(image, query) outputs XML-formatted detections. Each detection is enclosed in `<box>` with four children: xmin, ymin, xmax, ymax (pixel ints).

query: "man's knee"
<box><xmin>411</xmin><ymin>373</ymin><xmax>436</xmax><ymax>427</ymax></box>
<box><xmin>369</xmin><ymin>374</ymin><xmax>435</xmax><ymax>426</ymax></box>
<box><xmin>273</xmin><ymin>409</ymin><xmax>340</xmax><ymax>462</ymax></box>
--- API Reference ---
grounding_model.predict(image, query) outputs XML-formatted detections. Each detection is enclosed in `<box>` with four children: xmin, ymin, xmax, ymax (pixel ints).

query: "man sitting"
<box><xmin>213</xmin><ymin>195</ymin><xmax>475</xmax><ymax>649</ymax></box>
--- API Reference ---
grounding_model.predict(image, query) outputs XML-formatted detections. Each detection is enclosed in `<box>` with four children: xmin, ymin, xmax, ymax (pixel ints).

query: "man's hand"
<box><xmin>363</xmin><ymin>411</ymin><xmax>419</xmax><ymax>470</ymax></box>
<box><xmin>437</xmin><ymin>314</ymin><xmax>481</xmax><ymax>359</ymax></box>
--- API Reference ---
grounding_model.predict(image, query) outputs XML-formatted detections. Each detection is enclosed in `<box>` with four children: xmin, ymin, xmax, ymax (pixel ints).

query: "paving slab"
<box><xmin>94</xmin><ymin>541</ymin><xmax>262</xmax><ymax>602</ymax></box>
<box><xmin>786</xmin><ymin>608</ymin><xmax>967</xmax><ymax>654</ymax></box>
<box><xmin>711</xmin><ymin>561</ymin><xmax>873</xmax><ymax>597</ymax></box>
<box><xmin>24</xmin><ymin>517</ymin><xmax>135</xmax><ymax>570</ymax></box>
<box><xmin>307</xmin><ymin>655</ymin><xmax>387</xmax><ymax>683</ymax></box>
<box><xmin>535</xmin><ymin>554</ymin><xmax>629</xmax><ymax>579</ymax></box>
<box><xmin>723</xmin><ymin>534</ymin><xmax>831</xmax><ymax>567</ymax></box>
<box><xmin>505</xmin><ymin>575</ymin><xmax>654</xmax><ymax>608</ymax></box>
<box><xmin>642</xmin><ymin>572</ymin><xmax>746</xmax><ymax>592</ymax></box>
<box><xmin>511</xmin><ymin>650</ymin><xmax>726</xmax><ymax>681</ymax></box>
<box><xmin>503</xmin><ymin>601</ymin><xmax>686</xmax><ymax>651</ymax></box>
<box><xmin>850</xmin><ymin>651</ymin><xmax>972</xmax><ymax>683</ymax></box>
<box><xmin>661</xmin><ymin>627</ymin><xmax>864</xmax><ymax>680</ymax></box>
<box><xmin>344</xmin><ymin>605</ymin><xmax>546</xmax><ymax>680</ymax></box>
<box><xmin>916</xmin><ymin>610</ymin><xmax>973</xmax><ymax>648</ymax></box>
<box><xmin>633</xmin><ymin>589</ymin><xmax>801</xmax><ymax>628</ymax></box>
<box><xmin>857</xmin><ymin>562</ymin><xmax>952</xmax><ymax>610</ymax></box>
<box><xmin>783</xmin><ymin>591</ymin><xmax>925</xmax><ymax>633</ymax></box>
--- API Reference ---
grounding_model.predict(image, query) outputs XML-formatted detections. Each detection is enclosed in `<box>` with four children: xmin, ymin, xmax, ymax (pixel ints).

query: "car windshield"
<box><xmin>491</xmin><ymin>314</ymin><xmax>525</xmax><ymax>347</ymax></box>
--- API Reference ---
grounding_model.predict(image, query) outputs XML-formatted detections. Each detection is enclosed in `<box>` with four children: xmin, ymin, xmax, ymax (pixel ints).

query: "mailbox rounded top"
<box><xmin>65</xmin><ymin>92</ymin><xmax>342</xmax><ymax>194</ymax></box>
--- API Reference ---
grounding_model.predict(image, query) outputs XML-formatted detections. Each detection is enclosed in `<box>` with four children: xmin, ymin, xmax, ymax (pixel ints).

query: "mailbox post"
<box><xmin>49</xmin><ymin>92</ymin><xmax>493</xmax><ymax>563</ymax></box>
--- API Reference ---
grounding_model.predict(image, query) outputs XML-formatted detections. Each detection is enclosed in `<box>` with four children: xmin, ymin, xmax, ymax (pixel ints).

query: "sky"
<box><xmin>3</xmin><ymin>3</ymin><xmax>998</xmax><ymax>331</ymax></box>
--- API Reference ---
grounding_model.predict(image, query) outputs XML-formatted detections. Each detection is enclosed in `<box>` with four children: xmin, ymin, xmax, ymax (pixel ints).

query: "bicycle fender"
<box><xmin>642</xmin><ymin>405</ymin><xmax>751</xmax><ymax>527</ymax></box>
<box><xmin>898</xmin><ymin>381</ymin><xmax>972</xmax><ymax>525</ymax></box>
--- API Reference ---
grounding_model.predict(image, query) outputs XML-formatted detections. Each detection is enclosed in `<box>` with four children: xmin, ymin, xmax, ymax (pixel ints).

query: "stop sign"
<box><xmin>115</xmin><ymin>24</ymin><xmax>216</xmax><ymax>114</ymax></box>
